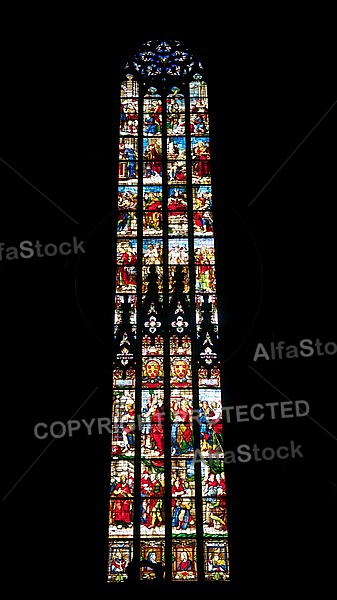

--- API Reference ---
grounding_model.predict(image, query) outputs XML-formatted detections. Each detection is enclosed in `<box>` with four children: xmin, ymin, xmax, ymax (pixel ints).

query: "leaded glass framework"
<box><xmin>109</xmin><ymin>39</ymin><xmax>229</xmax><ymax>584</ymax></box>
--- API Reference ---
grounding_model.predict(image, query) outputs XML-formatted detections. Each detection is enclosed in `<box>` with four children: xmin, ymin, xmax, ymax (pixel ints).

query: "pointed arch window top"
<box><xmin>126</xmin><ymin>39</ymin><xmax>203</xmax><ymax>80</ymax></box>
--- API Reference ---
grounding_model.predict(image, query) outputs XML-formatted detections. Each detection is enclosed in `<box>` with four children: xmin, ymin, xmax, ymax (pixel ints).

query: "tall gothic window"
<box><xmin>108</xmin><ymin>39</ymin><xmax>229</xmax><ymax>584</ymax></box>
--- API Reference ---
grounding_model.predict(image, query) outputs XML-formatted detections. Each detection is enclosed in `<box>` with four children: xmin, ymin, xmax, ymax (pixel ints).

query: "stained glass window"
<box><xmin>109</xmin><ymin>39</ymin><xmax>229</xmax><ymax>584</ymax></box>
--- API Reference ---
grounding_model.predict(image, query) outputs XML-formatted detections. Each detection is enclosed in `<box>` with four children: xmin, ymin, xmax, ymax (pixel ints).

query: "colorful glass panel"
<box><xmin>109</xmin><ymin>41</ymin><xmax>229</xmax><ymax>585</ymax></box>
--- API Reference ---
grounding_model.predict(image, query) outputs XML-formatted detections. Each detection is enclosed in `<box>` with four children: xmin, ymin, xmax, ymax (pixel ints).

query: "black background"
<box><xmin>2</xmin><ymin>10</ymin><xmax>336</xmax><ymax>596</ymax></box>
